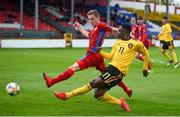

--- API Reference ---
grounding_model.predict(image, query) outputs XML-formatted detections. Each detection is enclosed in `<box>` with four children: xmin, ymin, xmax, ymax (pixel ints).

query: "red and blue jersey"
<box><xmin>138</xmin><ymin>23</ymin><xmax>148</xmax><ymax>41</ymax></box>
<box><xmin>87</xmin><ymin>22</ymin><xmax>112</xmax><ymax>53</ymax></box>
<box><xmin>138</xmin><ymin>23</ymin><xmax>150</xmax><ymax>49</ymax></box>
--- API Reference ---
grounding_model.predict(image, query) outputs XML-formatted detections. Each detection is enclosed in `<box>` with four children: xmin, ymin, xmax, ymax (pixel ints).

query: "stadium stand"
<box><xmin>0</xmin><ymin>0</ymin><xmax>57</xmax><ymax>31</ymax></box>
<box><xmin>0</xmin><ymin>0</ymin><xmax>179</xmax><ymax>39</ymax></box>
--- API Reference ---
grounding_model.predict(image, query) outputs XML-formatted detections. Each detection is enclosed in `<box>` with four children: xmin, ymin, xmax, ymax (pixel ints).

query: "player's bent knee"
<box><xmin>93</xmin><ymin>78</ymin><xmax>104</xmax><ymax>88</ymax></box>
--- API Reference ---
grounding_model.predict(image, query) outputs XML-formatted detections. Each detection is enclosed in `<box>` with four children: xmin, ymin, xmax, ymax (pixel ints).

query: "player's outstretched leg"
<box><xmin>118</xmin><ymin>81</ymin><xmax>132</xmax><ymax>97</ymax></box>
<box><xmin>54</xmin><ymin>83</ymin><xmax>92</xmax><ymax>100</ymax></box>
<box><xmin>43</xmin><ymin>68</ymin><xmax>74</xmax><ymax>88</ymax></box>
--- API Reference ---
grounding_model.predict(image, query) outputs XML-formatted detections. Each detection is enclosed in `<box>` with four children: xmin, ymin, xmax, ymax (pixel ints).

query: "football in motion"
<box><xmin>6</xmin><ymin>82</ymin><xmax>20</xmax><ymax>96</ymax></box>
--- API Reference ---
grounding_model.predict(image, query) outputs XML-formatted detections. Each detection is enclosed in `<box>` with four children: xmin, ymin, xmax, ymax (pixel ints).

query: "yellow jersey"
<box><xmin>158</xmin><ymin>31</ymin><xmax>164</xmax><ymax>41</ymax></box>
<box><xmin>158</xmin><ymin>23</ymin><xmax>173</xmax><ymax>42</ymax></box>
<box><xmin>100</xmin><ymin>39</ymin><xmax>149</xmax><ymax>75</ymax></box>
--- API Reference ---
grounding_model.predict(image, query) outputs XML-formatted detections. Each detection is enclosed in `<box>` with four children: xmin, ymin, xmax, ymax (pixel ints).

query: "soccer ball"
<box><xmin>6</xmin><ymin>82</ymin><xmax>20</xmax><ymax>96</ymax></box>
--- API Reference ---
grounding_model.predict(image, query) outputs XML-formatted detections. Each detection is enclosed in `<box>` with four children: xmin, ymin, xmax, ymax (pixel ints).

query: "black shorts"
<box><xmin>99</xmin><ymin>65</ymin><xmax>124</xmax><ymax>90</ymax></box>
<box><xmin>162</xmin><ymin>41</ymin><xmax>174</xmax><ymax>50</ymax></box>
<box><xmin>160</xmin><ymin>40</ymin><xmax>164</xmax><ymax>48</ymax></box>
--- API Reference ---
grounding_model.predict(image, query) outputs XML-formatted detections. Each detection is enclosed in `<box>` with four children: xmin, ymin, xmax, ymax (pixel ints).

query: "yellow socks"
<box><xmin>65</xmin><ymin>85</ymin><xmax>122</xmax><ymax>106</ymax></box>
<box><xmin>163</xmin><ymin>52</ymin><xmax>171</xmax><ymax>61</ymax></box>
<box><xmin>66</xmin><ymin>83</ymin><xmax>92</xmax><ymax>99</ymax></box>
<box><xmin>171</xmin><ymin>51</ymin><xmax>178</xmax><ymax>63</ymax></box>
<box><xmin>98</xmin><ymin>92</ymin><xmax>120</xmax><ymax>105</ymax></box>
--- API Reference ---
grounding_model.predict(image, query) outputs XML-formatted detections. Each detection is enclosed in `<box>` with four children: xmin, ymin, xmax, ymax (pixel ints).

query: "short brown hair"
<box><xmin>137</xmin><ymin>16</ymin><xmax>143</xmax><ymax>20</ymax></box>
<box><xmin>87</xmin><ymin>10</ymin><xmax>100</xmax><ymax>18</ymax></box>
<box><xmin>162</xmin><ymin>16</ymin><xmax>168</xmax><ymax>20</ymax></box>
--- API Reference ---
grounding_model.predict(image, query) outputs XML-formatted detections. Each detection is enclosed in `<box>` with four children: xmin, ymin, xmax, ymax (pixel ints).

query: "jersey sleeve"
<box><xmin>136</xmin><ymin>42</ymin><xmax>149</xmax><ymax>70</ymax></box>
<box><xmin>99</xmin><ymin>41</ymin><xmax>116</xmax><ymax>60</ymax></box>
<box><xmin>97</xmin><ymin>22</ymin><xmax>112</xmax><ymax>32</ymax></box>
<box><xmin>88</xmin><ymin>30</ymin><xmax>92</xmax><ymax>38</ymax></box>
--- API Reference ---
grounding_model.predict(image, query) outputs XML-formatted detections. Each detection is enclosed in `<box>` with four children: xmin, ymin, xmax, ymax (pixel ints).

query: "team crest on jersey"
<box><xmin>128</xmin><ymin>43</ymin><xmax>133</xmax><ymax>49</ymax></box>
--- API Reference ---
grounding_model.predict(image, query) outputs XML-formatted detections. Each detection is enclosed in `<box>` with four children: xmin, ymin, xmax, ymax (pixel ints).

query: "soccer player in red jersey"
<box><xmin>130</xmin><ymin>17</ymin><xmax>139</xmax><ymax>40</ymax></box>
<box><xmin>43</xmin><ymin>10</ymin><xmax>132</xmax><ymax>97</ymax></box>
<box><xmin>137</xmin><ymin>16</ymin><xmax>150</xmax><ymax>49</ymax></box>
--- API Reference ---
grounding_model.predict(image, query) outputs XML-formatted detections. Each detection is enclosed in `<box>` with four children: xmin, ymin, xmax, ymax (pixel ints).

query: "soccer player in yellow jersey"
<box><xmin>54</xmin><ymin>24</ymin><xmax>149</xmax><ymax>112</ymax></box>
<box><xmin>157</xmin><ymin>16</ymin><xmax>179</xmax><ymax>68</ymax></box>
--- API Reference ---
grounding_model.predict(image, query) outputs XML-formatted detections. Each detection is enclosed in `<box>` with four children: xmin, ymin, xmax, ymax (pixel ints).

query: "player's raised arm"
<box><xmin>97</xmin><ymin>22</ymin><xmax>120</xmax><ymax>33</ymax></box>
<box><xmin>74</xmin><ymin>21</ymin><xmax>89</xmax><ymax>38</ymax></box>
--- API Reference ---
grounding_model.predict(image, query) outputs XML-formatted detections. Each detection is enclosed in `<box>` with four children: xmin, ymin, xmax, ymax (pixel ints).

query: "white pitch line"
<box><xmin>153</xmin><ymin>59</ymin><xmax>165</xmax><ymax>64</ymax></box>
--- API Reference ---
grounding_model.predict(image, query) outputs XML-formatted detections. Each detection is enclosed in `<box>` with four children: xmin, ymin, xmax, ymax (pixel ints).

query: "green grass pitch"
<box><xmin>0</xmin><ymin>47</ymin><xmax>180</xmax><ymax>116</ymax></box>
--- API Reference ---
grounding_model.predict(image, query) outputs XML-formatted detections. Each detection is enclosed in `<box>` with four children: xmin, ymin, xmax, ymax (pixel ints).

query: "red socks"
<box><xmin>118</xmin><ymin>81</ymin><xmax>129</xmax><ymax>92</ymax></box>
<box><xmin>118</xmin><ymin>81</ymin><xmax>133</xmax><ymax>97</ymax></box>
<box><xmin>52</xmin><ymin>68</ymin><xmax>74</xmax><ymax>84</ymax></box>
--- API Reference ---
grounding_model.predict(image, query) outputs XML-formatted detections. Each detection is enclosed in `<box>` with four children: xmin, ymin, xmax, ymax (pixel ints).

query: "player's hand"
<box><xmin>73</xmin><ymin>21</ymin><xmax>81</xmax><ymax>31</ymax></box>
<box><xmin>143</xmin><ymin>70</ymin><xmax>148</xmax><ymax>78</ymax></box>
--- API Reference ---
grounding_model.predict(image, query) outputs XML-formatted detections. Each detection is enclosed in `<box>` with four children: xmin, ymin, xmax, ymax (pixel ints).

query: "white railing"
<box><xmin>0</xmin><ymin>22</ymin><xmax>22</xmax><ymax>28</ymax></box>
<box><xmin>1</xmin><ymin>39</ymin><xmax>180</xmax><ymax>48</ymax></box>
